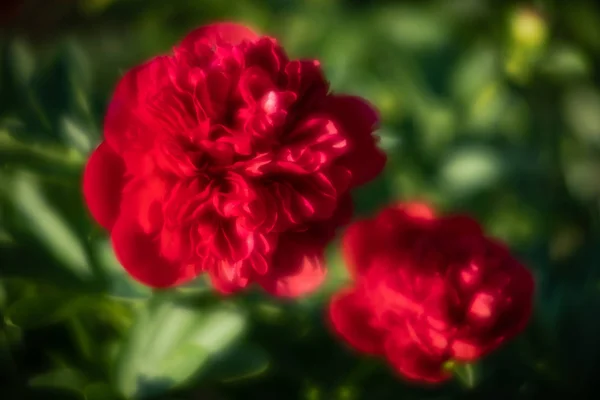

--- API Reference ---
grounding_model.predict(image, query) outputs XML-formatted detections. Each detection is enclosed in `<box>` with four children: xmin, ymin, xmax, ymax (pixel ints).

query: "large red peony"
<box><xmin>329</xmin><ymin>203</ymin><xmax>534</xmax><ymax>383</ymax></box>
<box><xmin>83</xmin><ymin>22</ymin><xmax>386</xmax><ymax>296</ymax></box>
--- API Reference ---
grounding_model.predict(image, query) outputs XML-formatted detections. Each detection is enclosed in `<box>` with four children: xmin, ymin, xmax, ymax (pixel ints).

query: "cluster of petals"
<box><xmin>83</xmin><ymin>22</ymin><xmax>386</xmax><ymax>296</ymax></box>
<box><xmin>329</xmin><ymin>203</ymin><xmax>534</xmax><ymax>383</ymax></box>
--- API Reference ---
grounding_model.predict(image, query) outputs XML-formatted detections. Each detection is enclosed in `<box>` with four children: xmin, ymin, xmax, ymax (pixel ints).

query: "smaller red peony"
<box><xmin>329</xmin><ymin>203</ymin><xmax>534</xmax><ymax>383</ymax></box>
<box><xmin>83</xmin><ymin>22</ymin><xmax>385</xmax><ymax>296</ymax></box>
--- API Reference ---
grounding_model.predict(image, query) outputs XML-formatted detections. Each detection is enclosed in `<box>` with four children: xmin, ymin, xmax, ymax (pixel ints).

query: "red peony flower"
<box><xmin>329</xmin><ymin>203</ymin><xmax>534</xmax><ymax>383</ymax></box>
<box><xmin>83</xmin><ymin>22</ymin><xmax>386</xmax><ymax>296</ymax></box>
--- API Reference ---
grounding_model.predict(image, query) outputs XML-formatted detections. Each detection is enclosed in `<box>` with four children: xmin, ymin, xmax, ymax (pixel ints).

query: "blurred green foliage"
<box><xmin>1</xmin><ymin>0</ymin><xmax>600</xmax><ymax>399</ymax></box>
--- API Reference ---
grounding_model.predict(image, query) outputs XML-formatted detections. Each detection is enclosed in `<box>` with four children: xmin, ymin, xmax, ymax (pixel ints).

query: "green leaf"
<box><xmin>563</xmin><ymin>86</ymin><xmax>600</xmax><ymax>147</ymax></box>
<box><xmin>0</xmin><ymin>321</ymin><xmax>22</xmax><ymax>350</ymax></box>
<box><xmin>564</xmin><ymin>3</ymin><xmax>600</xmax><ymax>52</ymax></box>
<box><xmin>84</xmin><ymin>382</ymin><xmax>117</xmax><ymax>400</ymax></box>
<box><xmin>485</xmin><ymin>197</ymin><xmax>540</xmax><ymax>245</ymax></box>
<box><xmin>115</xmin><ymin>300</ymin><xmax>248</xmax><ymax>399</ymax></box>
<box><xmin>29</xmin><ymin>367</ymin><xmax>88</xmax><ymax>395</ymax></box>
<box><xmin>60</xmin><ymin>116</ymin><xmax>93</xmax><ymax>155</ymax></box>
<box><xmin>419</xmin><ymin>102</ymin><xmax>456</xmax><ymax>155</ymax></box>
<box><xmin>8</xmin><ymin>40</ymin><xmax>35</xmax><ymax>87</ymax></box>
<box><xmin>466</xmin><ymin>82</ymin><xmax>513</xmax><ymax>132</ymax></box>
<box><xmin>541</xmin><ymin>45</ymin><xmax>591</xmax><ymax>79</ymax></box>
<box><xmin>207</xmin><ymin>344</ymin><xmax>270</xmax><ymax>383</ymax></box>
<box><xmin>320</xmin><ymin>25</ymin><xmax>365</xmax><ymax>88</ymax></box>
<box><xmin>5</xmin><ymin>293</ymin><xmax>70</xmax><ymax>329</ymax></box>
<box><xmin>0</xmin><ymin>132</ymin><xmax>84</xmax><ymax>177</ymax></box>
<box><xmin>62</xmin><ymin>40</ymin><xmax>92</xmax><ymax>93</ymax></box>
<box><xmin>189</xmin><ymin>307</ymin><xmax>247</xmax><ymax>352</ymax></box>
<box><xmin>29</xmin><ymin>41</ymin><xmax>94</xmax><ymax>137</ymax></box>
<box><xmin>451</xmin><ymin>45</ymin><xmax>500</xmax><ymax>104</ymax></box>
<box><xmin>377</xmin><ymin>6</ymin><xmax>449</xmax><ymax>51</ymax></box>
<box><xmin>449</xmin><ymin>362</ymin><xmax>478</xmax><ymax>389</ymax></box>
<box><xmin>439</xmin><ymin>146</ymin><xmax>504</xmax><ymax>197</ymax></box>
<box><xmin>564</xmin><ymin>158</ymin><xmax>600</xmax><ymax>201</ymax></box>
<box><xmin>0</xmin><ymin>170</ymin><xmax>94</xmax><ymax>282</ymax></box>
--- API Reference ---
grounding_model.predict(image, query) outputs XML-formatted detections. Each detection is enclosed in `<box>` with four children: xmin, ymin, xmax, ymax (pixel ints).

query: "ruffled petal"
<box><xmin>311</xmin><ymin>193</ymin><xmax>354</xmax><ymax>244</ymax></box>
<box><xmin>329</xmin><ymin>288</ymin><xmax>386</xmax><ymax>354</ymax></box>
<box><xmin>178</xmin><ymin>22</ymin><xmax>259</xmax><ymax>51</ymax></box>
<box><xmin>450</xmin><ymin>337</ymin><xmax>490</xmax><ymax>362</ymax></box>
<box><xmin>439</xmin><ymin>214</ymin><xmax>484</xmax><ymax>238</ymax></box>
<box><xmin>385</xmin><ymin>327</ymin><xmax>451</xmax><ymax>383</ymax></box>
<box><xmin>111</xmin><ymin>211</ymin><xmax>199</xmax><ymax>288</ymax></box>
<box><xmin>82</xmin><ymin>142</ymin><xmax>125</xmax><ymax>230</ymax></box>
<box><xmin>208</xmin><ymin>259</ymin><xmax>250</xmax><ymax>295</ymax></box>
<box><xmin>397</xmin><ymin>202</ymin><xmax>436</xmax><ymax>220</ymax></box>
<box><xmin>121</xmin><ymin>177</ymin><xmax>167</xmax><ymax>234</ymax></box>
<box><xmin>323</xmin><ymin>95</ymin><xmax>386</xmax><ymax>187</ymax></box>
<box><xmin>341</xmin><ymin>219</ymin><xmax>379</xmax><ymax>278</ymax></box>
<box><xmin>257</xmin><ymin>232</ymin><xmax>327</xmax><ymax>297</ymax></box>
<box><xmin>104</xmin><ymin>56</ymin><xmax>171</xmax><ymax>153</ymax></box>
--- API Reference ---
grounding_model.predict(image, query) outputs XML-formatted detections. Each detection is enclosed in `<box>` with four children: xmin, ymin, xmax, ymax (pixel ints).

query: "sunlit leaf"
<box><xmin>541</xmin><ymin>45</ymin><xmax>591</xmax><ymax>79</ymax></box>
<box><xmin>319</xmin><ymin>246</ymin><xmax>350</xmax><ymax>295</ymax></box>
<box><xmin>440</xmin><ymin>146</ymin><xmax>504</xmax><ymax>196</ymax></box>
<box><xmin>1</xmin><ymin>171</ymin><xmax>93</xmax><ymax>282</ymax></box>
<box><xmin>452</xmin><ymin>362</ymin><xmax>478</xmax><ymax>389</ymax></box>
<box><xmin>115</xmin><ymin>300</ymin><xmax>248</xmax><ymax>399</ymax></box>
<box><xmin>509</xmin><ymin>7</ymin><xmax>548</xmax><ymax>49</ymax></box>
<box><xmin>60</xmin><ymin>116</ymin><xmax>93</xmax><ymax>155</ymax></box>
<box><xmin>563</xmin><ymin>86</ymin><xmax>600</xmax><ymax>146</ymax></box>
<box><xmin>189</xmin><ymin>308</ymin><xmax>246</xmax><ymax>352</ymax></box>
<box><xmin>376</xmin><ymin>128</ymin><xmax>401</xmax><ymax>152</ymax></box>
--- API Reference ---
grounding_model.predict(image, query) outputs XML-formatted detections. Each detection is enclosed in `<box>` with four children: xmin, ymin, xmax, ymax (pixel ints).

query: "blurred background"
<box><xmin>1</xmin><ymin>0</ymin><xmax>600</xmax><ymax>399</ymax></box>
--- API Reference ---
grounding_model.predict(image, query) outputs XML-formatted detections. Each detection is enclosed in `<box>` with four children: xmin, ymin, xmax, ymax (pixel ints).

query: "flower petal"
<box><xmin>111</xmin><ymin>211</ymin><xmax>199</xmax><ymax>288</ymax></box>
<box><xmin>179</xmin><ymin>22</ymin><xmax>259</xmax><ymax>51</ymax></box>
<box><xmin>104</xmin><ymin>56</ymin><xmax>171</xmax><ymax>153</ymax></box>
<box><xmin>341</xmin><ymin>219</ymin><xmax>379</xmax><ymax>278</ymax></box>
<box><xmin>121</xmin><ymin>177</ymin><xmax>167</xmax><ymax>234</ymax></box>
<box><xmin>329</xmin><ymin>287</ymin><xmax>386</xmax><ymax>354</ymax></box>
<box><xmin>82</xmin><ymin>142</ymin><xmax>125</xmax><ymax>230</ymax></box>
<box><xmin>324</xmin><ymin>95</ymin><xmax>386</xmax><ymax>187</ymax></box>
<box><xmin>258</xmin><ymin>194</ymin><xmax>351</xmax><ymax>295</ymax></box>
<box><xmin>385</xmin><ymin>328</ymin><xmax>451</xmax><ymax>383</ymax></box>
<box><xmin>397</xmin><ymin>202</ymin><xmax>436</xmax><ymax>220</ymax></box>
<box><xmin>208</xmin><ymin>259</ymin><xmax>250</xmax><ymax>295</ymax></box>
<box><xmin>257</xmin><ymin>232</ymin><xmax>326</xmax><ymax>297</ymax></box>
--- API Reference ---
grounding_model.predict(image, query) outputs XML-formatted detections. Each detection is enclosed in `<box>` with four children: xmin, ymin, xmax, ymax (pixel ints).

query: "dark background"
<box><xmin>2</xmin><ymin>0</ymin><xmax>600</xmax><ymax>399</ymax></box>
